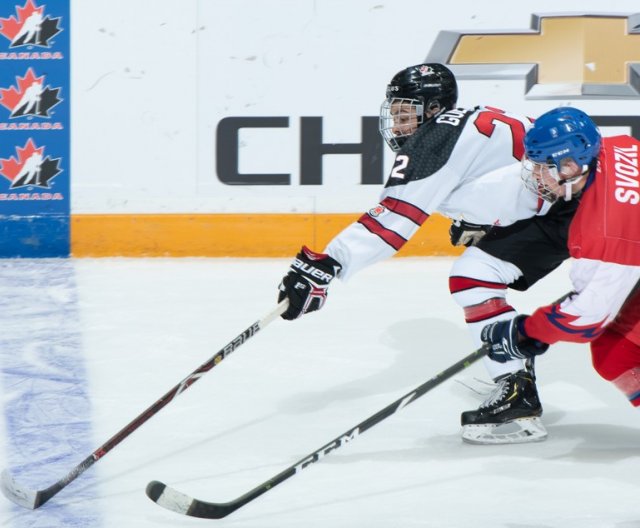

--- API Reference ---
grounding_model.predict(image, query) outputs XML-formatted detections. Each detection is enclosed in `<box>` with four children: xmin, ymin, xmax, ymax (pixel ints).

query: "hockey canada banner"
<box><xmin>0</xmin><ymin>0</ymin><xmax>69</xmax><ymax>257</ymax></box>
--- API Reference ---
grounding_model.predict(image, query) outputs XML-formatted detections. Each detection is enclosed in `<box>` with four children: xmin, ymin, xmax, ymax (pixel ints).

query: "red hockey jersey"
<box><xmin>525</xmin><ymin>136</ymin><xmax>640</xmax><ymax>345</ymax></box>
<box><xmin>569</xmin><ymin>135</ymin><xmax>640</xmax><ymax>266</ymax></box>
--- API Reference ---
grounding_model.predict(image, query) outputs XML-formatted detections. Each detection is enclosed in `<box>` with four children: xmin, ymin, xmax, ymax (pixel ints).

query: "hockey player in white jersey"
<box><xmin>277</xmin><ymin>64</ymin><xmax>578</xmax><ymax>443</ymax></box>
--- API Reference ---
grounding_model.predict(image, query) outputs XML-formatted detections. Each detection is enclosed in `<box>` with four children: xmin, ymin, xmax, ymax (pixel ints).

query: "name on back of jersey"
<box><xmin>613</xmin><ymin>143</ymin><xmax>639</xmax><ymax>204</ymax></box>
<box><xmin>435</xmin><ymin>108</ymin><xmax>469</xmax><ymax>127</ymax></box>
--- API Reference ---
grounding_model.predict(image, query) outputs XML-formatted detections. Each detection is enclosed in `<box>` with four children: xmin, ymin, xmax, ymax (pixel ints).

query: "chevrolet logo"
<box><xmin>426</xmin><ymin>13</ymin><xmax>640</xmax><ymax>98</ymax></box>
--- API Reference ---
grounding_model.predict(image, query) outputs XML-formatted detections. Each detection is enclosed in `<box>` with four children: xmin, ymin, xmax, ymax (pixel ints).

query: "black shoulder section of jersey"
<box><xmin>385</xmin><ymin>107</ymin><xmax>477</xmax><ymax>188</ymax></box>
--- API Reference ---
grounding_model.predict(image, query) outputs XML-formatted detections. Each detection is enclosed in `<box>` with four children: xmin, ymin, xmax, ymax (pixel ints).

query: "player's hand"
<box><xmin>481</xmin><ymin>316</ymin><xmax>549</xmax><ymax>363</ymax></box>
<box><xmin>277</xmin><ymin>246</ymin><xmax>342</xmax><ymax>320</ymax></box>
<box><xmin>449</xmin><ymin>219</ymin><xmax>491</xmax><ymax>247</ymax></box>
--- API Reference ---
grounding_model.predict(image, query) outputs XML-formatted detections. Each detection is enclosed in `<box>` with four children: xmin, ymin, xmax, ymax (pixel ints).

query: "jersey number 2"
<box><xmin>474</xmin><ymin>108</ymin><xmax>528</xmax><ymax>161</ymax></box>
<box><xmin>390</xmin><ymin>155</ymin><xmax>409</xmax><ymax>179</ymax></box>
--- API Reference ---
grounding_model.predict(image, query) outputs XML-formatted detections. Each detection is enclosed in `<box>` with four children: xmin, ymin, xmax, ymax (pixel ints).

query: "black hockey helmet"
<box><xmin>385</xmin><ymin>63</ymin><xmax>458</xmax><ymax>110</ymax></box>
<box><xmin>380</xmin><ymin>63</ymin><xmax>458</xmax><ymax>151</ymax></box>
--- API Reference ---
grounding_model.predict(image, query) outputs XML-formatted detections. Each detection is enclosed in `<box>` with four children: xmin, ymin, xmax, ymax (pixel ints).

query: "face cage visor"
<box><xmin>521</xmin><ymin>157</ymin><xmax>587</xmax><ymax>203</ymax></box>
<box><xmin>379</xmin><ymin>97</ymin><xmax>424</xmax><ymax>152</ymax></box>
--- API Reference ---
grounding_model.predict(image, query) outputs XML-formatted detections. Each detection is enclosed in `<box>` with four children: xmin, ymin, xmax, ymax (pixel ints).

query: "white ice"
<box><xmin>0</xmin><ymin>257</ymin><xmax>639</xmax><ymax>528</ymax></box>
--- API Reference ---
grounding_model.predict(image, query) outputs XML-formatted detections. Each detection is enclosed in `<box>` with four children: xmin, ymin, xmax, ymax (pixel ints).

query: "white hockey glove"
<box><xmin>449</xmin><ymin>220</ymin><xmax>491</xmax><ymax>247</ymax></box>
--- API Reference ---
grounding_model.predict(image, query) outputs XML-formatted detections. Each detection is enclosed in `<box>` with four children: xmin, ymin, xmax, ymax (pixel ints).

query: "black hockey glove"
<box><xmin>278</xmin><ymin>246</ymin><xmax>342</xmax><ymax>320</ymax></box>
<box><xmin>449</xmin><ymin>220</ymin><xmax>491</xmax><ymax>247</ymax></box>
<box><xmin>481</xmin><ymin>315</ymin><xmax>549</xmax><ymax>363</ymax></box>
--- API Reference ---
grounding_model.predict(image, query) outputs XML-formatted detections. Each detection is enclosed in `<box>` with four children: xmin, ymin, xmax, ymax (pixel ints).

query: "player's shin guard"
<box><xmin>449</xmin><ymin>247</ymin><xmax>527</xmax><ymax>379</ymax></box>
<box><xmin>450</xmin><ymin>292</ymin><xmax>525</xmax><ymax>379</ymax></box>
<box><xmin>591</xmin><ymin>330</ymin><xmax>640</xmax><ymax>406</ymax></box>
<box><xmin>612</xmin><ymin>367</ymin><xmax>640</xmax><ymax>407</ymax></box>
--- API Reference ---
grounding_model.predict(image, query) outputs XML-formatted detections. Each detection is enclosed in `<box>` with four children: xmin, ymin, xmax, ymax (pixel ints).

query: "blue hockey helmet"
<box><xmin>524</xmin><ymin>107</ymin><xmax>601</xmax><ymax>168</ymax></box>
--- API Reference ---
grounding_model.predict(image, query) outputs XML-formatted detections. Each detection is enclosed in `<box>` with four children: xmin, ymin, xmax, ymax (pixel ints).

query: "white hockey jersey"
<box><xmin>326</xmin><ymin>106</ymin><xmax>549</xmax><ymax>280</ymax></box>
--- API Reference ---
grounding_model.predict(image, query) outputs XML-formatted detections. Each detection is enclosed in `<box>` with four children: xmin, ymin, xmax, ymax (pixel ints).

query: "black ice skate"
<box><xmin>460</xmin><ymin>369</ymin><xmax>547</xmax><ymax>444</ymax></box>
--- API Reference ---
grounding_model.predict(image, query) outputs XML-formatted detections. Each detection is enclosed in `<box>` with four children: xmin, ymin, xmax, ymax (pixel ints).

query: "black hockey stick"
<box><xmin>0</xmin><ymin>301</ymin><xmax>288</xmax><ymax>510</ymax></box>
<box><xmin>145</xmin><ymin>345</ymin><xmax>489</xmax><ymax>519</ymax></box>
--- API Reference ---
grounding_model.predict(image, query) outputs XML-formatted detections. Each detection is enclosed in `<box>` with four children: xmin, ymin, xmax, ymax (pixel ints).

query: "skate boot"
<box><xmin>461</xmin><ymin>369</ymin><xmax>547</xmax><ymax>444</ymax></box>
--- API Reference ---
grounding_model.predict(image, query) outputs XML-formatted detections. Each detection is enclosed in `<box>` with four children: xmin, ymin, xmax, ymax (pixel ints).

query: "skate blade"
<box><xmin>461</xmin><ymin>417</ymin><xmax>548</xmax><ymax>445</ymax></box>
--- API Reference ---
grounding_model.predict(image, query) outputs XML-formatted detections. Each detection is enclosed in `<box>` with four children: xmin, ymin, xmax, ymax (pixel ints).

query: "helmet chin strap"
<box><xmin>560</xmin><ymin>164</ymin><xmax>588</xmax><ymax>201</ymax></box>
<box><xmin>563</xmin><ymin>180</ymin><xmax>575</xmax><ymax>201</ymax></box>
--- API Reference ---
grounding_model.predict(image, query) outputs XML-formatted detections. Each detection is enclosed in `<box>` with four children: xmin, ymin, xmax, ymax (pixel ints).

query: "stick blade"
<box><xmin>145</xmin><ymin>480</ymin><xmax>236</xmax><ymax>519</ymax></box>
<box><xmin>1</xmin><ymin>469</ymin><xmax>38</xmax><ymax>509</ymax></box>
<box><xmin>146</xmin><ymin>480</ymin><xmax>193</xmax><ymax>515</ymax></box>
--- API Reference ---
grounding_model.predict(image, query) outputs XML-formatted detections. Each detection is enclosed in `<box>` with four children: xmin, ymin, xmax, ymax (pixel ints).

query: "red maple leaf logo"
<box><xmin>0</xmin><ymin>139</ymin><xmax>44</xmax><ymax>183</ymax></box>
<box><xmin>0</xmin><ymin>68</ymin><xmax>43</xmax><ymax>112</ymax></box>
<box><xmin>0</xmin><ymin>0</ymin><xmax>43</xmax><ymax>43</ymax></box>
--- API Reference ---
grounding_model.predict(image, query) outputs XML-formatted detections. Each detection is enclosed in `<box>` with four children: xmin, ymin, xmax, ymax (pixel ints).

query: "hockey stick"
<box><xmin>145</xmin><ymin>345</ymin><xmax>489</xmax><ymax>519</ymax></box>
<box><xmin>0</xmin><ymin>300</ymin><xmax>288</xmax><ymax>510</ymax></box>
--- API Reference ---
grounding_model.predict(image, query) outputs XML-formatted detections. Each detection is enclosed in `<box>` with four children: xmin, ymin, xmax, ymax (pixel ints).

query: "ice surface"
<box><xmin>0</xmin><ymin>257</ymin><xmax>638</xmax><ymax>528</ymax></box>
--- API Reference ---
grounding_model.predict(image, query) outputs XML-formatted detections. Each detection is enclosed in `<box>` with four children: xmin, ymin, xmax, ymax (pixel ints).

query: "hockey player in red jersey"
<box><xmin>479</xmin><ymin>106</ymin><xmax>640</xmax><ymax>433</ymax></box>
<box><xmin>277</xmin><ymin>64</ymin><xmax>580</xmax><ymax>443</ymax></box>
